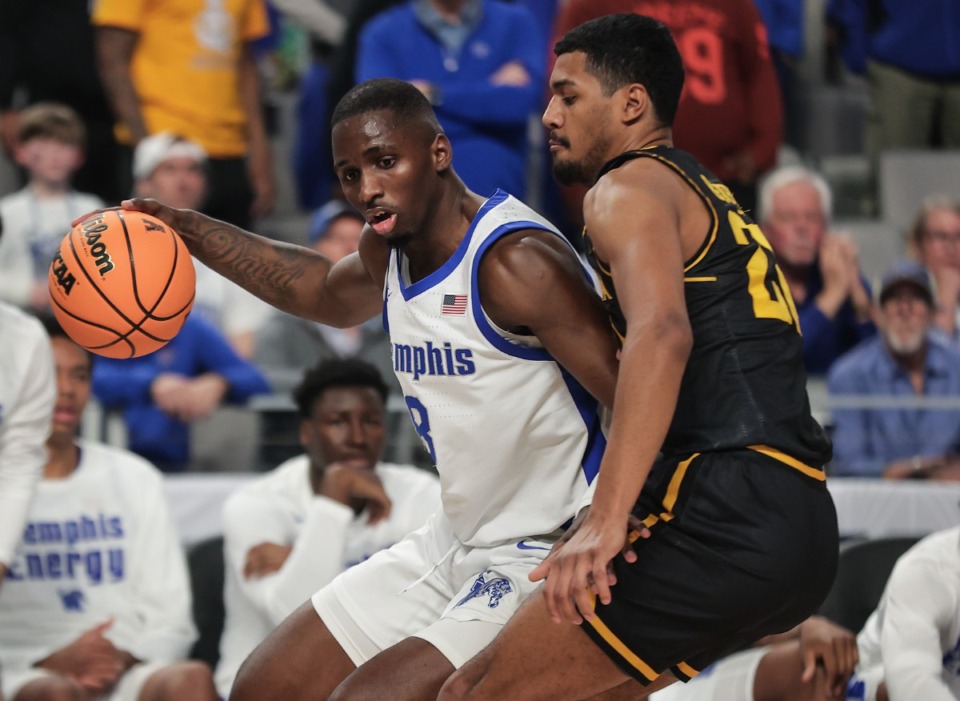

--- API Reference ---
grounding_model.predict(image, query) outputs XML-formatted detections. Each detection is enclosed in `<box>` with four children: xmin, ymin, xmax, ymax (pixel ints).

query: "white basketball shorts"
<box><xmin>312</xmin><ymin>511</ymin><xmax>553</xmax><ymax>668</ymax></box>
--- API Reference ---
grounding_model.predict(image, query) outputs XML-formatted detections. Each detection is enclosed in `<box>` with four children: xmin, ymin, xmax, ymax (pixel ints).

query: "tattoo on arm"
<box><xmin>181</xmin><ymin>214</ymin><xmax>323</xmax><ymax>312</ymax></box>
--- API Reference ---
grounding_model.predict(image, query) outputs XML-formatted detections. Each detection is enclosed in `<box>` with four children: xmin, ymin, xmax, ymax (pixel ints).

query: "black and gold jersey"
<box><xmin>585</xmin><ymin>146</ymin><xmax>831</xmax><ymax>467</ymax></box>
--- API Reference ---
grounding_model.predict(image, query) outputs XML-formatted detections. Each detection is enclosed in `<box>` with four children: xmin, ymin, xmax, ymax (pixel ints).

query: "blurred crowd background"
<box><xmin>0</xmin><ymin>0</ymin><xmax>959</xmax><ymax>479</ymax></box>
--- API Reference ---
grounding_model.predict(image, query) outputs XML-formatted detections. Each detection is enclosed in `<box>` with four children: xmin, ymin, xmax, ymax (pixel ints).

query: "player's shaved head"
<box><xmin>332</xmin><ymin>78</ymin><xmax>443</xmax><ymax>145</ymax></box>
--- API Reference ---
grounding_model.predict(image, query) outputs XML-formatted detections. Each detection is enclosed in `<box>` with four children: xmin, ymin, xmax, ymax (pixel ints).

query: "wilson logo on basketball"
<box><xmin>50</xmin><ymin>250</ymin><xmax>77</xmax><ymax>296</ymax></box>
<box><xmin>80</xmin><ymin>217</ymin><xmax>115</xmax><ymax>276</ymax></box>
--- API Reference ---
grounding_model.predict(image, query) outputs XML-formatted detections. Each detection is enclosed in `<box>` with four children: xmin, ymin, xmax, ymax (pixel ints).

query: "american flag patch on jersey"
<box><xmin>441</xmin><ymin>294</ymin><xmax>468</xmax><ymax>315</ymax></box>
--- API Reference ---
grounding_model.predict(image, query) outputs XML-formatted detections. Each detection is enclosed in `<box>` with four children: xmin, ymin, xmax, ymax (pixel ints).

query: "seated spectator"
<box><xmin>92</xmin><ymin>314</ymin><xmax>271</xmax><ymax>473</ymax></box>
<box><xmin>760</xmin><ymin>165</ymin><xmax>875</xmax><ymax>375</ymax></box>
<box><xmin>908</xmin><ymin>196</ymin><xmax>960</xmax><ymax>344</ymax></box>
<box><xmin>649</xmin><ymin>616</ymin><xmax>858</xmax><ymax>701</ymax></box>
<box><xmin>215</xmin><ymin>358</ymin><xmax>441</xmax><ymax>697</ymax></box>
<box><xmin>0</xmin><ymin>103</ymin><xmax>103</xmax><ymax>310</ymax></box>
<box><xmin>0</xmin><ymin>297</ymin><xmax>55</xmax><ymax>593</ymax></box>
<box><xmin>828</xmin><ymin>260</ymin><xmax>960</xmax><ymax>479</ymax></box>
<box><xmin>651</xmin><ymin>525</ymin><xmax>960</xmax><ymax>701</ymax></box>
<box><xmin>133</xmin><ymin>132</ymin><xmax>271</xmax><ymax>359</ymax></box>
<box><xmin>0</xmin><ymin>314</ymin><xmax>217</xmax><ymax>701</ymax></box>
<box><xmin>253</xmin><ymin>199</ymin><xmax>394</xmax><ymax>393</ymax></box>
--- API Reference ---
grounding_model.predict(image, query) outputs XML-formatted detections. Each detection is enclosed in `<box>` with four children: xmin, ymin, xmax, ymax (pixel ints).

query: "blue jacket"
<box><xmin>355</xmin><ymin>0</ymin><xmax>545</xmax><ymax>200</ymax></box>
<box><xmin>92</xmin><ymin>314</ymin><xmax>270</xmax><ymax>472</ymax></box>
<box><xmin>752</xmin><ymin>0</ymin><xmax>804</xmax><ymax>58</ymax></box>
<box><xmin>827</xmin><ymin>334</ymin><xmax>960</xmax><ymax>476</ymax></box>
<box><xmin>827</xmin><ymin>0</ymin><xmax>960</xmax><ymax>79</ymax></box>
<box><xmin>796</xmin><ymin>264</ymin><xmax>876</xmax><ymax>376</ymax></box>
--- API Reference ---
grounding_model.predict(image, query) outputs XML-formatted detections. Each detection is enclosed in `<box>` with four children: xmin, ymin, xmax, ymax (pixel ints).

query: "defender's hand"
<box><xmin>529</xmin><ymin>511</ymin><xmax>629</xmax><ymax>625</ymax></box>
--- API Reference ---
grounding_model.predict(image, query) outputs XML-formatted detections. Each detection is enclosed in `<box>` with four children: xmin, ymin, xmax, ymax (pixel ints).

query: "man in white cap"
<box><xmin>133</xmin><ymin>133</ymin><xmax>270</xmax><ymax>359</ymax></box>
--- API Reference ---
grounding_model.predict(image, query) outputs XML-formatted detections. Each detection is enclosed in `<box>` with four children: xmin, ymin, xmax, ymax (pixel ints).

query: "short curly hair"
<box><xmin>292</xmin><ymin>358</ymin><xmax>389</xmax><ymax>419</ymax></box>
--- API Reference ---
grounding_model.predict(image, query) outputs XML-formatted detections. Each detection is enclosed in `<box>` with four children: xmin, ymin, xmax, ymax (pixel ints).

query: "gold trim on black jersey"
<box><xmin>621</xmin><ymin>150</ymin><xmax>721</xmax><ymax>274</ymax></box>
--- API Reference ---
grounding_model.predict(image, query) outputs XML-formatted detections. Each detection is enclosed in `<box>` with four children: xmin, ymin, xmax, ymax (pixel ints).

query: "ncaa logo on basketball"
<box><xmin>50</xmin><ymin>250</ymin><xmax>76</xmax><ymax>296</ymax></box>
<box><xmin>79</xmin><ymin>216</ymin><xmax>115</xmax><ymax>276</ymax></box>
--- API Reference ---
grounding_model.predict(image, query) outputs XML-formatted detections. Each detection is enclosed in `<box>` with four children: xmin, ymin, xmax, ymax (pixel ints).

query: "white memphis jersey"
<box><xmin>384</xmin><ymin>190</ymin><xmax>605</xmax><ymax>548</ymax></box>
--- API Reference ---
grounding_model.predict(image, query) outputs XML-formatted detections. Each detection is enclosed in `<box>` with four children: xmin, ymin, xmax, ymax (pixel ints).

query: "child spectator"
<box><xmin>0</xmin><ymin>103</ymin><xmax>103</xmax><ymax>310</ymax></box>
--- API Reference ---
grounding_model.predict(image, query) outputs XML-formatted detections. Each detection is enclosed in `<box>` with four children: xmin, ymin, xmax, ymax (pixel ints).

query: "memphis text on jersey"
<box><xmin>392</xmin><ymin>340</ymin><xmax>476</xmax><ymax>381</ymax></box>
<box><xmin>6</xmin><ymin>512</ymin><xmax>126</xmax><ymax>587</ymax></box>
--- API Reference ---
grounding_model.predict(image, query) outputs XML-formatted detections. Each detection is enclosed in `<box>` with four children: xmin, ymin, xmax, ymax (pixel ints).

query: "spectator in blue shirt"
<box><xmin>828</xmin><ymin>260</ymin><xmax>960</xmax><ymax>479</ymax></box>
<box><xmin>760</xmin><ymin>165</ymin><xmax>876</xmax><ymax>375</ymax></box>
<box><xmin>354</xmin><ymin>0</ymin><xmax>545</xmax><ymax>201</ymax></box>
<box><xmin>92</xmin><ymin>314</ymin><xmax>271</xmax><ymax>472</ymax></box>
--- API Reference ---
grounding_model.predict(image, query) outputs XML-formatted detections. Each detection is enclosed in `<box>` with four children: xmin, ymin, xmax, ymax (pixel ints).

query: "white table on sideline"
<box><xmin>163</xmin><ymin>474</ymin><xmax>960</xmax><ymax>548</ymax></box>
<box><xmin>829</xmin><ymin>478</ymin><xmax>960</xmax><ymax>539</ymax></box>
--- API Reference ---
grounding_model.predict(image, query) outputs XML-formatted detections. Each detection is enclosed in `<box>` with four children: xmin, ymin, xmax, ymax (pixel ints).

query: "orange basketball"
<box><xmin>48</xmin><ymin>210</ymin><xmax>195</xmax><ymax>359</ymax></box>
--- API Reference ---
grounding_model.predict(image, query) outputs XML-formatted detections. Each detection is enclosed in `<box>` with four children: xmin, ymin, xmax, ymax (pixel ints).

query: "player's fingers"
<box><xmin>556</xmin><ymin>560</ymin><xmax>585</xmax><ymax>624</ymax></box>
<box><xmin>538</xmin><ymin>562</ymin><xmax>564</xmax><ymax>623</ymax></box>
<box><xmin>573</xmin><ymin>580</ymin><xmax>597</xmax><ymax>624</ymax></box>
<box><xmin>801</xmin><ymin>648</ymin><xmax>817</xmax><ymax>682</ymax></box>
<box><xmin>605</xmin><ymin>560</ymin><xmax>617</xmax><ymax>587</ymax></box>
<box><xmin>819</xmin><ymin>646</ymin><xmax>837</xmax><ymax>688</ymax></box>
<box><xmin>590</xmin><ymin>557</ymin><xmax>614</xmax><ymax>607</ymax></box>
<box><xmin>529</xmin><ymin>558</ymin><xmax>550</xmax><ymax>583</ymax></box>
<box><xmin>549</xmin><ymin>557</ymin><xmax>580</xmax><ymax>624</ymax></box>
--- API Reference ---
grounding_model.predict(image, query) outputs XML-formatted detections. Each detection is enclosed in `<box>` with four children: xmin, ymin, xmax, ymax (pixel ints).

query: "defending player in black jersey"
<box><xmin>440</xmin><ymin>13</ymin><xmax>839</xmax><ymax>701</ymax></box>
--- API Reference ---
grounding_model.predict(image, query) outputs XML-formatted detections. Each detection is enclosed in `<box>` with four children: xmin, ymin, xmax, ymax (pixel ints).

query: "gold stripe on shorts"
<box><xmin>675</xmin><ymin>661</ymin><xmax>699</xmax><ymax>678</ymax></box>
<box><xmin>585</xmin><ymin>594</ymin><xmax>660</xmax><ymax>682</ymax></box>
<box><xmin>748</xmin><ymin>445</ymin><xmax>826</xmax><ymax>481</ymax></box>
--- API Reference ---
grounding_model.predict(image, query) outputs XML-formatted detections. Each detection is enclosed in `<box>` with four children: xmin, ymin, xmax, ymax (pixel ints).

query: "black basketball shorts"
<box><xmin>580</xmin><ymin>447</ymin><xmax>839</xmax><ymax>685</ymax></box>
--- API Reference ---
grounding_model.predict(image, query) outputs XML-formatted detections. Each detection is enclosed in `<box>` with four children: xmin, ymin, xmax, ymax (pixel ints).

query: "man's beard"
<box><xmin>552</xmin><ymin>158</ymin><xmax>592</xmax><ymax>187</ymax></box>
<box><xmin>885</xmin><ymin>328</ymin><xmax>926</xmax><ymax>356</ymax></box>
<box><xmin>551</xmin><ymin>133</ymin><xmax>612</xmax><ymax>187</ymax></box>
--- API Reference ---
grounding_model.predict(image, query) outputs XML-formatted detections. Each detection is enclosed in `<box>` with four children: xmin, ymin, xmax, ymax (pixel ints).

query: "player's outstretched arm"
<box><xmin>75</xmin><ymin>199</ymin><xmax>385</xmax><ymax>328</ymax></box>
<box><xmin>530</xmin><ymin>166</ymin><xmax>693</xmax><ymax>625</ymax></box>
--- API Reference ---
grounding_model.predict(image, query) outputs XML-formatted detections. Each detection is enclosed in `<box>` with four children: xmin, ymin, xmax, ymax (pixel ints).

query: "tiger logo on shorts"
<box><xmin>456</xmin><ymin>571</ymin><xmax>513</xmax><ymax>609</ymax></box>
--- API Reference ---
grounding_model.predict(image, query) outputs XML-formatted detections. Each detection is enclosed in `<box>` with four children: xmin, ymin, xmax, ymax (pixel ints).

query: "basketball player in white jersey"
<box><xmin>89</xmin><ymin>78</ymin><xmax>622</xmax><ymax>699</ymax></box>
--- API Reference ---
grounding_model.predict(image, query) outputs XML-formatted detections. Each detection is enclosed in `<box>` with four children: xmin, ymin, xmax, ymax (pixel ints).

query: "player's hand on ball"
<box><xmin>320</xmin><ymin>463</ymin><xmax>393</xmax><ymax>524</ymax></box>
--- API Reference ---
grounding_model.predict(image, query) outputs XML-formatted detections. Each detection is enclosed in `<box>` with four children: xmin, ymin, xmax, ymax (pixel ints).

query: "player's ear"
<box><xmin>432</xmin><ymin>133</ymin><xmax>453</xmax><ymax>173</ymax></box>
<box><xmin>622</xmin><ymin>83</ymin><xmax>650</xmax><ymax>125</ymax></box>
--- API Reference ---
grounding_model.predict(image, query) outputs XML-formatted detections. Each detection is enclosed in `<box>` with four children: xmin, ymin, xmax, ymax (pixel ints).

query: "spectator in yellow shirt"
<box><xmin>92</xmin><ymin>0</ymin><xmax>275</xmax><ymax>229</ymax></box>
